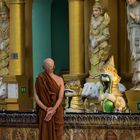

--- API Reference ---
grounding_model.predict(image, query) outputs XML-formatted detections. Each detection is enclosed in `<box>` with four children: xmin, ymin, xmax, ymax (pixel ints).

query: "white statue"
<box><xmin>89</xmin><ymin>0</ymin><xmax>110</xmax><ymax>78</ymax></box>
<box><xmin>127</xmin><ymin>0</ymin><xmax>140</xmax><ymax>90</ymax></box>
<box><xmin>81</xmin><ymin>82</ymin><xmax>100</xmax><ymax>98</ymax></box>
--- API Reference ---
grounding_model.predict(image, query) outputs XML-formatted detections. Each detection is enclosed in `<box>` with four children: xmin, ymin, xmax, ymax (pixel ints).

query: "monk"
<box><xmin>34</xmin><ymin>58</ymin><xmax>64</xmax><ymax>140</ymax></box>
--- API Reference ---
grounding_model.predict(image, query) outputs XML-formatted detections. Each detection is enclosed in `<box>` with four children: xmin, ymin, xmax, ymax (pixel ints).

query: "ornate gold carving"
<box><xmin>84</xmin><ymin>98</ymin><xmax>99</xmax><ymax>112</ymax></box>
<box><xmin>0</xmin><ymin>0</ymin><xmax>9</xmax><ymax>76</ymax></box>
<box><xmin>65</xmin><ymin>80</ymin><xmax>84</xmax><ymax>112</ymax></box>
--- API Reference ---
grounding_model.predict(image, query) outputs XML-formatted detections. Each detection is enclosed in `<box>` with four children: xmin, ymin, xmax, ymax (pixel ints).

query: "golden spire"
<box><xmin>102</xmin><ymin>56</ymin><xmax>122</xmax><ymax>97</ymax></box>
<box><xmin>101</xmin><ymin>56</ymin><xmax>117</xmax><ymax>75</ymax></box>
<box><xmin>105</xmin><ymin>56</ymin><xmax>115</xmax><ymax>68</ymax></box>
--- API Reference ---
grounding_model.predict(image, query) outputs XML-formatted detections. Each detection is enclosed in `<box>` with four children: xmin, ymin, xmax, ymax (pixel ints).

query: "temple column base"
<box><xmin>0</xmin><ymin>99</ymin><xmax>7</xmax><ymax>110</ymax></box>
<box><xmin>5</xmin><ymin>99</ymin><xmax>19</xmax><ymax>110</ymax></box>
<box><xmin>125</xmin><ymin>90</ymin><xmax>140</xmax><ymax>113</ymax></box>
<box><xmin>1</xmin><ymin>75</ymin><xmax>33</xmax><ymax>111</ymax></box>
<box><xmin>0</xmin><ymin>99</ymin><xmax>19</xmax><ymax>110</ymax></box>
<box><xmin>63</xmin><ymin>73</ymin><xmax>87</xmax><ymax>84</ymax></box>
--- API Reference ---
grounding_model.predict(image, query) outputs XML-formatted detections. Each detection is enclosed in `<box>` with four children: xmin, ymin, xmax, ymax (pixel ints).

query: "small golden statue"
<box><xmin>0</xmin><ymin>1</ymin><xmax>9</xmax><ymax>76</ymax></box>
<box><xmin>64</xmin><ymin>80</ymin><xmax>84</xmax><ymax>112</ymax></box>
<box><xmin>89</xmin><ymin>0</ymin><xmax>111</xmax><ymax>78</ymax></box>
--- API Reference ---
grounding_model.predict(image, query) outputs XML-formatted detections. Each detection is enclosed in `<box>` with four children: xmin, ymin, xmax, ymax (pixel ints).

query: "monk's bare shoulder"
<box><xmin>54</xmin><ymin>75</ymin><xmax>64</xmax><ymax>85</ymax></box>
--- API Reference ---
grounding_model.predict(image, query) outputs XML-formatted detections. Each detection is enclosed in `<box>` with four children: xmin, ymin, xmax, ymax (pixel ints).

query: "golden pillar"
<box><xmin>9</xmin><ymin>0</ymin><xmax>25</xmax><ymax>76</ymax></box>
<box><xmin>64</xmin><ymin>0</ymin><xmax>86</xmax><ymax>82</ymax></box>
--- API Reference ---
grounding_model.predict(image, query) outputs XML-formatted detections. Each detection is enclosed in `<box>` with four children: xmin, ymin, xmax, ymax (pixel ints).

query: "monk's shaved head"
<box><xmin>43</xmin><ymin>58</ymin><xmax>55</xmax><ymax>72</ymax></box>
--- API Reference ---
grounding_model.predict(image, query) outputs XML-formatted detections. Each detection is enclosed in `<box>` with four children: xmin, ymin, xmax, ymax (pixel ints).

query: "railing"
<box><xmin>0</xmin><ymin>111</ymin><xmax>140</xmax><ymax>129</ymax></box>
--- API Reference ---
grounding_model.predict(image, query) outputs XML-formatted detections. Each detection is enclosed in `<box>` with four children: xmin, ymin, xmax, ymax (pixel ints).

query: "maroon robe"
<box><xmin>35</xmin><ymin>71</ymin><xmax>64</xmax><ymax>140</ymax></box>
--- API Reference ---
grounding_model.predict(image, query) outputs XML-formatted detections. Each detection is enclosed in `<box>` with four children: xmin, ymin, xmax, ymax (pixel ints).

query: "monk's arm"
<box><xmin>53</xmin><ymin>77</ymin><xmax>64</xmax><ymax>111</ymax></box>
<box><xmin>44</xmin><ymin>77</ymin><xmax>64</xmax><ymax>122</ymax></box>
<box><xmin>34</xmin><ymin>87</ymin><xmax>47</xmax><ymax>111</ymax></box>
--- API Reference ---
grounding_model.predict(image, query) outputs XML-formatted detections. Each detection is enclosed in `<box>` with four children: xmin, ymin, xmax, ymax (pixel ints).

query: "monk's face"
<box><xmin>44</xmin><ymin>59</ymin><xmax>55</xmax><ymax>72</ymax></box>
<box><xmin>127</xmin><ymin>0</ymin><xmax>137</xmax><ymax>5</ymax></box>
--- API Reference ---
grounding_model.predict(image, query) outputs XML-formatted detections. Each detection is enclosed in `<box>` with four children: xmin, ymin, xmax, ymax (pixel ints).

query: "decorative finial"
<box><xmin>100</xmin><ymin>56</ymin><xmax>117</xmax><ymax>74</ymax></box>
<box><xmin>100</xmin><ymin>56</ymin><xmax>121</xmax><ymax>84</ymax></box>
<box><xmin>105</xmin><ymin>56</ymin><xmax>115</xmax><ymax>68</ymax></box>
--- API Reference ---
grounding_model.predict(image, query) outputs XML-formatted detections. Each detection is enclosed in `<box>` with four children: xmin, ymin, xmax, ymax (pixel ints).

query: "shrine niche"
<box><xmin>64</xmin><ymin>0</ymin><xmax>130</xmax><ymax>114</ymax></box>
